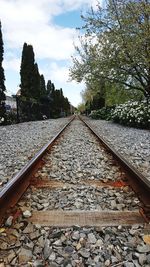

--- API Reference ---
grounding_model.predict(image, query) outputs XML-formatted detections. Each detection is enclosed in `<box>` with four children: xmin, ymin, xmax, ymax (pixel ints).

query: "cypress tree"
<box><xmin>40</xmin><ymin>74</ymin><xmax>46</xmax><ymax>97</ymax></box>
<box><xmin>20</xmin><ymin>43</ymin><xmax>38</xmax><ymax>99</ymax></box>
<box><xmin>20</xmin><ymin>43</ymin><xmax>35</xmax><ymax>98</ymax></box>
<box><xmin>47</xmin><ymin>80</ymin><xmax>52</xmax><ymax>95</ymax></box>
<box><xmin>20</xmin><ymin>43</ymin><xmax>42</xmax><ymax>121</ymax></box>
<box><xmin>0</xmin><ymin>21</ymin><xmax>6</xmax><ymax>121</ymax></box>
<box><xmin>32</xmin><ymin>63</ymin><xmax>40</xmax><ymax>99</ymax></box>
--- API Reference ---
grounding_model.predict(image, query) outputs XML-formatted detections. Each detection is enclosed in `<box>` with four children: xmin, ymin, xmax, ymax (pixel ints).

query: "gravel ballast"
<box><xmin>0</xmin><ymin>118</ymin><xmax>70</xmax><ymax>188</ymax></box>
<box><xmin>87</xmin><ymin>118</ymin><xmax>150</xmax><ymax>181</ymax></box>
<box><xmin>0</xmin><ymin>119</ymin><xmax>149</xmax><ymax>266</ymax></box>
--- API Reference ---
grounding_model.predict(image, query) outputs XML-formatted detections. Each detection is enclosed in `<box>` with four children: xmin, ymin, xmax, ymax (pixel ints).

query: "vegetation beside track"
<box><xmin>90</xmin><ymin>100</ymin><xmax>150</xmax><ymax>129</ymax></box>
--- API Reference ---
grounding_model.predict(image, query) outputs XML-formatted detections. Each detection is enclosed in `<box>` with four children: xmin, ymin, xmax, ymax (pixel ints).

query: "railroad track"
<box><xmin>0</xmin><ymin>116</ymin><xmax>150</xmax><ymax>266</ymax></box>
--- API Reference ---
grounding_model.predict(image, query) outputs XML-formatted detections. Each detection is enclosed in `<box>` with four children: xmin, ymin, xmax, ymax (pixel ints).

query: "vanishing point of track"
<box><xmin>0</xmin><ymin>115</ymin><xmax>150</xmax><ymax>224</ymax></box>
<box><xmin>0</xmin><ymin>115</ymin><xmax>150</xmax><ymax>266</ymax></box>
<box><xmin>0</xmin><ymin>116</ymin><xmax>150</xmax><ymax>223</ymax></box>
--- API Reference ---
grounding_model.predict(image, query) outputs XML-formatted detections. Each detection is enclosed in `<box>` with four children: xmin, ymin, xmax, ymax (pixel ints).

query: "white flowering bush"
<box><xmin>111</xmin><ymin>100</ymin><xmax>150</xmax><ymax>129</ymax></box>
<box><xmin>0</xmin><ymin>116</ymin><xmax>4</xmax><ymax>125</ymax></box>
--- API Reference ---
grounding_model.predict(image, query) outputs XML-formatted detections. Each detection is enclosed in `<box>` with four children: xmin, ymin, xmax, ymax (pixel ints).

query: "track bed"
<box><xmin>0</xmin><ymin>117</ymin><xmax>150</xmax><ymax>266</ymax></box>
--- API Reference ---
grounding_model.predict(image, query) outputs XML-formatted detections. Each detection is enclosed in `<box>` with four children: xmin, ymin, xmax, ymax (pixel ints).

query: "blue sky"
<box><xmin>0</xmin><ymin>0</ymin><xmax>102</xmax><ymax>107</ymax></box>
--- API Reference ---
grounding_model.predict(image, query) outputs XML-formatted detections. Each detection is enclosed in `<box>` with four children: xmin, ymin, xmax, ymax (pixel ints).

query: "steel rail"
<box><xmin>79</xmin><ymin>116</ymin><xmax>150</xmax><ymax>215</ymax></box>
<box><xmin>0</xmin><ymin>116</ymin><xmax>75</xmax><ymax>222</ymax></box>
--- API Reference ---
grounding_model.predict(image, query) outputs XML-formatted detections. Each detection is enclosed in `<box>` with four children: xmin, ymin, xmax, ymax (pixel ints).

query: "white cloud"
<box><xmin>0</xmin><ymin>0</ymin><xmax>101</xmax><ymax>105</ymax></box>
<box><xmin>3</xmin><ymin>57</ymin><xmax>20</xmax><ymax>72</ymax></box>
<box><xmin>0</xmin><ymin>0</ymin><xmax>100</xmax><ymax>58</ymax></box>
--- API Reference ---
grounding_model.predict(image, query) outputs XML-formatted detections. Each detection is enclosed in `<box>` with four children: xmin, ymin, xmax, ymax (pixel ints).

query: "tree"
<box><xmin>20</xmin><ymin>43</ymin><xmax>35</xmax><ymax>98</ymax></box>
<box><xmin>70</xmin><ymin>0</ymin><xmax>150</xmax><ymax>99</ymax></box>
<box><xmin>47</xmin><ymin>80</ymin><xmax>52</xmax><ymax>95</ymax></box>
<box><xmin>20</xmin><ymin>43</ymin><xmax>45</xmax><ymax>121</ymax></box>
<box><xmin>32</xmin><ymin>63</ymin><xmax>41</xmax><ymax>99</ymax></box>
<box><xmin>0</xmin><ymin>21</ymin><xmax>6</xmax><ymax>121</ymax></box>
<box><xmin>40</xmin><ymin>74</ymin><xmax>46</xmax><ymax>98</ymax></box>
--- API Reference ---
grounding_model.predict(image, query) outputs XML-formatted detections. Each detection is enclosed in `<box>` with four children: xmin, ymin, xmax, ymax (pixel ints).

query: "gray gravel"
<box><xmin>87</xmin><ymin>118</ymin><xmax>150</xmax><ymax>180</ymax></box>
<box><xmin>20</xmin><ymin>119</ymin><xmax>140</xmax><ymax>212</ymax></box>
<box><xmin>0</xmin><ymin>118</ymin><xmax>149</xmax><ymax>266</ymax></box>
<box><xmin>0</xmin><ymin>118</ymin><xmax>70</xmax><ymax>188</ymax></box>
<box><xmin>1</xmin><ymin>223</ymin><xmax>150</xmax><ymax>266</ymax></box>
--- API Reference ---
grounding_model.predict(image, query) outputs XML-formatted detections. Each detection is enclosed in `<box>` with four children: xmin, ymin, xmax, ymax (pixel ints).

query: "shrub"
<box><xmin>0</xmin><ymin>116</ymin><xmax>5</xmax><ymax>125</ymax></box>
<box><xmin>5</xmin><ymin>112</ymin><xmax>17</xmax><ymax>124</ymax></box>
<box><xmin>0</xmin><ymin>112</ymin><xmax>17</xmax><ymax>125</ymax></box>
<box><xmin>111</xmin><ymin>100</ymin><xmax>150</xmax><ymax>129</ymax></box>
<box><xmin>90</xmin><ymin>106</ymin><xmax>114</xmax><ymax>120</ymax></box>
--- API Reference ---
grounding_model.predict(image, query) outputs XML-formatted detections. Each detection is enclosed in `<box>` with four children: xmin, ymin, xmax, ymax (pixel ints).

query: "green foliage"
<box><xmin>0</xmin><ymin>21</ymin><xmax>6</xmax><ymax>122</ymax></box>
<box><xmin>5</xmin><ymin>112</ymin><xmax>17</xmax><ymax>125</ymax></box>
<box><xmin>70</xmin><ymin>0</ymin><xmax>150</xmax><ymax>99</ymax></box>
<box><xmin>19</xmin><ymin>43</ymin><xmax>70</xmax><ymax>122</ymax></box>
<box><xmin>90</xmin><ymin>106</ymin><xmax>114</xmax><ymax>120</ymax></box>
<box><xmin>77</xmin><ymin>103</ymin><xmax>86</xmax><ymax>113</ymax></box>
<box><xmin>105</xmin><ymin>84</ymin><xmax>144</xmax><ymax>106</ymax></box>
<box><xmin>20</xmin><ymin>43</ymin><xmax>36</xmax><ymax>98</ymax></box>
<box><xmin>111</xmin><ymin>101</ymin><xmax>150</xmax><ymax>129</ymax></box>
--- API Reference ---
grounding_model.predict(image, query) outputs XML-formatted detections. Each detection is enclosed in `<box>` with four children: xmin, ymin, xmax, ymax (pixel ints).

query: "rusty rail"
<box><xmin>79</xmin><ymin>116</ymin><xmax>150</xmax><ymax>217</ymax></box>
<box><xmin>1</xmin><ymin>115</ymin><xmax>150</xmax><ymax>223</ymax></box>
<box><xmin>0</xmin><ymin>116</ymin><xmax>75</xmax><ymax>222</ymax></box>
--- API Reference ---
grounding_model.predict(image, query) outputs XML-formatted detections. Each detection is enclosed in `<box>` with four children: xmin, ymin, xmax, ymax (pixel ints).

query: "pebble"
<box><xmin>0</xmin><ymin>119</ymin><xmax>149</xmax><ymax>266</ymax></box>
<box><xmin>137</xmin><ymin>244</ymin><xmax>150</xmax><ymax>253</ymax></box>
<box><xmin>5</xmin><ymin>216</ymin><xmax>13</xmax><ymax>227</ymax></box>
<box><xmin>18</xmin><ymin>248</ymin><xmax>32</xmax><ymax>264</ymax></box>
<box><xmin>23</xmin><ymin>210</ymin><xmax>32</xmax><ymax>218</ymax></box>
<box><xmin>0</xmin><ymin>118</ymin><xmax>70</xmax><ymax>188</ymax></box>
<box><xmin>89</xmin><ymin>119</ymin><xmax>150</xmax><ymax>181</ymax></box>
<box><xmin>33</xmin><ymin>260</ymin><xmax>45</xmax><ymax>267</ymax></box>
<box><xmin>88</xmin><ymin>233</ymin><xmax>97</xmax><ymax>244</ymax></box>
<box><xmin>124</xmin><ymin>262</ymin><xmax>135</xmax><ymax>267</ymax></box>
<box><xmin>79</xmin><ymin>248</ymin><xmax>90</xmax><ymax>258</ymax></box>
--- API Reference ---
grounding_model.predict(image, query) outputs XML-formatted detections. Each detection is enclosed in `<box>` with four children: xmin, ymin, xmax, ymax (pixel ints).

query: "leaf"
<box><xmin>143</xmin><ymin>235</ymin><xmax>150</xmax><ymax>245</ymax></box>
<box><xmin>0</xmin><ymin>228</ymin><xmax>5</xmax><ymax>234</ymax></box>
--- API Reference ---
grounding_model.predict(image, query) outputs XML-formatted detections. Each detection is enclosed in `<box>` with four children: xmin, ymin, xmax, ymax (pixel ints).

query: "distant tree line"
<box><xmin>0</xmin><ymin>21</ymin><xmax>6</xmax><ymax>123</ymax></box>
<box><xmin>18</xmin><ymin>42</ymin><xmax>71</xmax><ymax>121</ymax></box>
<box><xmin>0</xmin><ymin>21</ymin><xmax>71</xmax><ymax>124</ymax></box>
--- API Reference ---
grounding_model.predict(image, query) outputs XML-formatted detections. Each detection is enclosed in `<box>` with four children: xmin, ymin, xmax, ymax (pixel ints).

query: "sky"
<box><xmin>0</xmin><ymin>0</ymin><xmax>102</xmax><ymax>107</ymax></box>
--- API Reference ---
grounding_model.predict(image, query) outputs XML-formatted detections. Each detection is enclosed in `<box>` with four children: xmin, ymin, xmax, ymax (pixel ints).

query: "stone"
<box><xmin>44</xmin><ymin>239</ymin><xmax>51</xmax><ymax>260</ymax></box>
<box><xmin>79</xmin><ymin>248</ymin><xmax>90</xmax><ymax>258</ymax></box>
<box><xmin>111</xmin><ymin>200</ymin><xmax>117</xmax><ymax>209</ymax></box>
<box><xmin>33</xmin><ymin>260</ymin><xmax>45</xmax><ymax>267</ymax></box>
<box><xmin>124</xmin><ymin>263</ymin><xmax>134</xmax><ymax>267</ymax></box>
<box><xmin>7</xmin><ymin>251</ymin><xmax>16</xmax><ymax>263</ymax></box>
<box><xmin>72</xmin><ymin>231</ymin><xmax>79</xmax><ymax>240</ymax></box>
<box><xmin>18</xmin><ymin>248</ymin><xmax>32</xmax><ymax>264</ymax></box>
<box><xmin>53</xmin><ymin>240</ymin><xmax>62</xmax><ymax>246</ymax></box>
<box><xmin>55</xmin><ymin>257</ymin><xmax>64</xmax><ymax>264</ymax></box>
<box><xmin>76</xmin><ymin>242</ymin><xmax>82</xmax><ymax>250</ymax></box>
<box><xmin>23</xmin><ymin>210</ymin><xmax>32</xmax><ymax>218</ymax></box>
<box><xmin>88</xmin><ymin>233</ymin><xmax>97</xmax><ymax>244</ymax></box>
<box><xmin>95</xmin><ymin>239</ymin><xmax>103</xmax><ymax>247</ymax></box>
<box><xmin>138</xmin><ymin>254</ymin><xmax>147</xmax><ymax>265</ymax></box>
<box><xmin>111</xmin><ymin>256</ymin><xmax>118</xmax><ymax>263</ymax></box>
<box><xmin>11</xmin><ymin>229</ymin><xmax>20</xmax><ymax>238</ymax></box>
<box><xmin>23</xmin><ymin>223</ymin><xmax>34</xmax><ymax>233</ymax></box>
<box><xmin>105</xmin><ymin>259</ymin><xmax>110</xmax><ymax>266</ymax></box>
<box><xmin>0</xmin><ymin>242</ymin><xmax>7</xmax><ymax>250</ymax></box>
<box><xmin>5</xmin><ymin>216</ymin><xmax>13</xmax><ymax>227</ymax></box>
<box><xmin>48</xmin><ymin>263</ymin><xmax>58</xmax><ymax>267</ymax></box>
<box><xmin>64</xmin><ymin>246</ymin><xmax>74</xmax><ymax>254</ymax></box>
<box><xmin>38</xmin><ymin>236</ymin><xmax>45</xmax><ymax>248</ymax></box>
<box><xmin>137</xmin><ymin>244</ymin><xmax>150</xmax><ymax>253</ymax></box>
<box><xmin>49</xmin><ymin>251</ymin><xmax>56</xmax><ymax>261</ymax></box>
